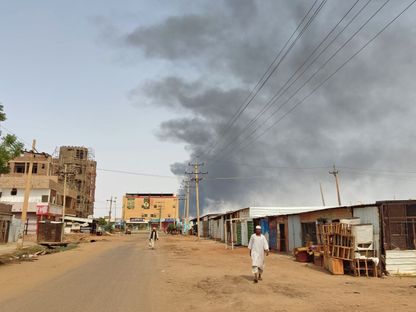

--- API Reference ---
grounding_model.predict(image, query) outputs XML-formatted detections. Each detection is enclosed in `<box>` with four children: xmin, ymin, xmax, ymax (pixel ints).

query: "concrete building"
<box><xmin>0</xmin><ymin>151</ymin><xmax>77</xmax><ymax>234</ymax></box>
<box><xmin>122</xmin><ymin>193</ymin><xmax>179</xmax><ymax>231</ymax></box>
<box><xmin>53</xmin><ymin>146</ymin><xmax>97</xmax><ymax>218</ymax></box>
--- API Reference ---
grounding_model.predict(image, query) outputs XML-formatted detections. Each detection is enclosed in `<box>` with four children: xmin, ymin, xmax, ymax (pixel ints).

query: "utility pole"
<box><xmin>159</xmin><ymin>203</ymin><xmax>163</xmax><ymax>230</ymax></box>
<box><xmin>113</xmin><ymin>196</ymin><xmax>118</xmax><ymax>222</ymax></box>
<box><xmin>62</xmin><ymin>164</ymin><xmax>68</xmax><ymax>223</ymax></box>
<box><xmin>18</xmin><ymin>139</ymin><xmax>36</xmax><ymax>249</ymax></box>
<box><xmin>107</xmin><ymin>196</ymin><xmax>116</xmax><ymax>223</ymax></box>
<box><xmin>59</xmin><ymin>164</ymin><xmax>75</xmax><ymax>241</ymax></box>
<box><xmin>319</xmin><ymin>182</ymin><xmax>326</xmax><ymax>206</ymax></box>
<box><xmin>329</xmin><ymin>165</ymin><xmax>342</xmax><ymax>206</ymax></box>
<box><xmin>186</xmin><ymin>162</ymin><xmax>207</xmax><ymax>239</ymax></box>
<box><xmin>182</xmin><ymin>179</ymin><xmax>191</xmax><ymax>234</ymax></box>
<box><xmin>186</xmin><ymin>181</ymin><xmax>190</xmax><ymax>230</ymax></box>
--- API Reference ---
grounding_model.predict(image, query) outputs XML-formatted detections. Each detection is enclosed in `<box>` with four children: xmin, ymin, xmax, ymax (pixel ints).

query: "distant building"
<box><xmin>122</xmin><ymin>193</ymin><xmax>179</xmax><ymax>231</ymax></box>
<box><xmin>0</xmin><ymin>151</ymin><xmax>77</xmax><ymax>233</ymax></box>
<box><xmin>52</xmin><ymin>146</ymin><xmax>97</xmax><ymax>218</ymax></box>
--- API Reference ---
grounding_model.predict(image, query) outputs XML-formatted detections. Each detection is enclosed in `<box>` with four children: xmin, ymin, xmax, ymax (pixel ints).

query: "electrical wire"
<box><xmin>216</xmin><ymin>0</ymin><xmax>414</xmax><ymax>160</ymax></box>
<box><xmin>202</xmin><ymin>0</ymin><xmax>326</xmax><ymax>157</ymax></box>
<box><xmin>97</xmin><ymin>168</ymin><xmax>180</xmax><ymax>179</ymax></box>
<box><xmin>209</xmin><ymin>0</ymin><xmax>370</xmax><ymax>160</ymax></box>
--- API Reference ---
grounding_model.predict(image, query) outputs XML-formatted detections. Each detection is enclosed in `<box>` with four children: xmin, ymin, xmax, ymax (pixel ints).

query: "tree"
<box><xmin>0</xmin><ymin>104</ymin><xmax>24</xmax><ymax>174</ymax></box>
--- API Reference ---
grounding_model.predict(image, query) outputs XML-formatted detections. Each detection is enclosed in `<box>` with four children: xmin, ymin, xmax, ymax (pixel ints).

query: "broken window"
<box><xmin>11</xmin><ymin>188</ymin><xmax>17</xmax><ymax>196</ymax></box>
<box><xmin>76</xmin><ymin>149</ymin><xmax>85</xmax><ymax>159</ymax></box>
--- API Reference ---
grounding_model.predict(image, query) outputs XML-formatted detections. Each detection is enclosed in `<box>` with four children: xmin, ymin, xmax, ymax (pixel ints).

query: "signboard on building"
<box><xmin>127</xmin><ymin>198</ymin><xmax>135</xmax><ymax>209</ymax></box>
<box><xmin>36</xmin><ymin>203</ymin><xmax>49</xmax><ymax>215</ymax></box>
<box><xmin>130</xmin><ymin>218</ymin><xmax>145</xmax><ymax>222</ymax></box>
<box><xmin>142</xmin><ymin>197</ymin><xmax>150</xmax><ymax>209</ymax></box>
<box><xmin>36</xmin><ymin>203</ymin><xmax>63</xmax><ymax>216</ymax></box>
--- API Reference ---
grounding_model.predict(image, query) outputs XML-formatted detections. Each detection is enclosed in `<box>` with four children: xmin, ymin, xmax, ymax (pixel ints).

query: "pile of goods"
<box><xmin>316</xmin><ymin>222</ymin><xmax>379</xmax><ymax>277</ymax></box>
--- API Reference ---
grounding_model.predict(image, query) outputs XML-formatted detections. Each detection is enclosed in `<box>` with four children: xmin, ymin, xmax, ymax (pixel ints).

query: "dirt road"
<box><xmin>1</xmin><ymin>234</ymin><xmax>415</xmax><ymax>312</ymax></box>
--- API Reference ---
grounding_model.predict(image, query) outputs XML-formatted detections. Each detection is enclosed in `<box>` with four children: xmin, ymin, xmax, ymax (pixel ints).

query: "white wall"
<box><xmin>0</xmin><ymin>188</ymin><xmax>49</xmax><ymax>204</ymax></box>
<box><xmin>353</xmin><ymin>206</ymin><xmax>380</xmax><ymax>257</ymax></box>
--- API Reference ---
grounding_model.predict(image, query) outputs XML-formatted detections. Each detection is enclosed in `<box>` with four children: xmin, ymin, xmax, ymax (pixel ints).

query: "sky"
<box><xmin>1</xmin><ymin>0</ymin><xmax>416</xmax><ymax>217</ymax></box>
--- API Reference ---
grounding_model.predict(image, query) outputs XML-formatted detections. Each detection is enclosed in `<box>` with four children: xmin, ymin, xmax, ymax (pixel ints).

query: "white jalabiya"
<box><xmin>248</xmin><ymin>233</ymin><xmax>269</xmax><ymax>273</ymax></box>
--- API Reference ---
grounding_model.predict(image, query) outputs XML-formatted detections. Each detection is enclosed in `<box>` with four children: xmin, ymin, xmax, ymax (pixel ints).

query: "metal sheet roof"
<box><xmin>248</xmin><ymin>206</ymin><xmax>341</xmax><ymax>218</ymax></box>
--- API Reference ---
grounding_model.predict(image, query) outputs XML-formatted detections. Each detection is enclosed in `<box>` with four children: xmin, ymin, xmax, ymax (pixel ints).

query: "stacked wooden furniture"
<box><xmin>352</xmin><ymin>251</ymin><xmax>378</xmax><ymax>277</ymax></box>
<box><xmin>317</xmin><ymin>223</ymin><xmax>355</xmax><ymax>275</ymax></box>
<box><xmin>317</xmin><ymin>223</ymin><xmax>379</xmax><ymax>277</ymax></box>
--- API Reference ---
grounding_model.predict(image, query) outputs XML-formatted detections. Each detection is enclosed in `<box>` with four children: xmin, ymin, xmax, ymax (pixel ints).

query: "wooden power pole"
<box><xmin>319</xmin><ymin>182</ymin><xmax>326</xmax><ymax>206</ymax></box>
<box><xmin>19</xmin><ymin>139</ymin><xmax>36</xmax><ymax>249</ymax></box>
<box><xmin>186</xmin><ymin>162</ymin><xmax>207</xmax><ymax>239</ymax></box>
<box><xmin>329</xmin><ymin>165</ymin><xmax>342</xmax><ymax>206</ymax></box>
<box><xmin>107</xmin><ymin>196</ymin><xmax>116</xmax><ymax>223</ymax></box>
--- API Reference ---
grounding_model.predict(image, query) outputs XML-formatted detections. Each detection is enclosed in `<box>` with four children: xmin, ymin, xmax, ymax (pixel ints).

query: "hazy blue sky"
<box><xmin>2</xmin><ymin>1</ymin><xmax>416</xmax><ymax>217</ymax></box>
<box><xmin>0</xmin><ymin>1</ymin><xmax>199</xmax><ymax>216</ymax></box>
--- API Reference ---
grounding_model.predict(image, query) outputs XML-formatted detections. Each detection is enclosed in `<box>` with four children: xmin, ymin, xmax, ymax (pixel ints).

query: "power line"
<box><xmin>217</xmin><ymin>0</ymin><xmax>414</xmax><ymax>160</ymax></box>
<box><xmin>96</xmin><ymin>165</ymin><xmax>416</xmax><ymax>182</ymax></box>
<box><xmin>209</xmin><ymin>0</ymin><xmax>369</xmax><ymax>161</ymax></box>
<box><xmin>97</xmin><ymin>168</ymin><xmax>179</xmax><ymax>179</ymax></box>
<box><xmin>202</xmin><ymin>0</ymin><xmax>327</xmax><ymax>157</ymax></box>
<box><xmin>212</xmin><ymin>0</ymin><xmax>388</xmax><ymax>160</ymax></box>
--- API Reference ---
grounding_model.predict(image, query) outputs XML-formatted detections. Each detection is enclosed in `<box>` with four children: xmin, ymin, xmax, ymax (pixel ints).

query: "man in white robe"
<box><xmin>248</xmin><ymin>225</ymin><xmax>269</xmax><ymax>283</ymax></box>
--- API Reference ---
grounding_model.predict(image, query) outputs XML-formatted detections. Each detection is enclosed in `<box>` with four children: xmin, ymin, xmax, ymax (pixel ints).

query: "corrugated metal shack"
<box><xmin>223</xmin><ymin>207</ymin><xmax>329</xmax><ymax>249</ymax></box>
<box><xmin>276</xmin><ymin>200</ymin><xmax>416</xmax><ymax>276</ymax></box>
<box><xmin>378</xmin><ymin>200</ymin><xmax>416</xmax><ymax>275</ymax></box>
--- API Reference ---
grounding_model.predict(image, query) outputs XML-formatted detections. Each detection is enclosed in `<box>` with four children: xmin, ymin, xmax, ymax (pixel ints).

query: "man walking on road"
<box><xmin>149</xmin><ymin>227</ymin><xmax>158</xmax><ymax>249</ymax></box>
<box><xmin>248</xmin><ymin>225</ymin><xmax>269</xmax><ymax>283</ymax></box>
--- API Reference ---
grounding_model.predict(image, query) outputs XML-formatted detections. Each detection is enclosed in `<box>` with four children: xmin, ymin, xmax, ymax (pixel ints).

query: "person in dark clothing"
<box><xmin>149</xmin><ymin>227</ymin><xmax>159</xmax><ymax>249</ymax></box>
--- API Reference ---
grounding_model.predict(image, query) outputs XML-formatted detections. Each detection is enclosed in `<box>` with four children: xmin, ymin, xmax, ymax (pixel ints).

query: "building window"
<box><xmin>41</xmin><ymin>195</ymin><xmax>49</xmax><ymax>203</ymax></box>
<box><xmin>76</xmin><ymin>149</ymin><xmax>85</xmax><ymax>160</ymax></box>
<box><xmin>0</xmin><ymin>192</ymin><xmax>2</xmax><ymax>198</ymax></box>
<box><xmin>11</xmin><ymin>188</ymin><xmax>17</xmax><ymax>196</ymax></box>
<box><xmin>154</xmin><ymin>205</ymin><xmax>157</xmax><ymax>209</ymax></box>
<box><xmin>32</xmin><ymin>163</ymin><xmax>38</xmax><ymax>174</ymax></box>
<box><xmin>168</xmin><ymin>214</ymin><xmax>171</xmax><ymax>218</ymax></box>
<box><xmin>14</xmin><ymin>162</ymin><xmax>26</xmax><ymax>173</ymax></box>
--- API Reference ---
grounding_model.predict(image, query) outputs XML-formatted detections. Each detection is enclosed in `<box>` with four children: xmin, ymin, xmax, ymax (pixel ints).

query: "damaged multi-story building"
<box><xmin>0</xmin><ymin>151</ymin><xmax>78</xmax><ymax>233</ymax></box>
<box><xmin>0</xmin><ymin>146</ymin><xmax>97</xmax><ymax>233</ymax></box>
<box><xmin>52</xmin><ymin>146</ymin><xmax>97</xmax><ymax>218</ymax></box>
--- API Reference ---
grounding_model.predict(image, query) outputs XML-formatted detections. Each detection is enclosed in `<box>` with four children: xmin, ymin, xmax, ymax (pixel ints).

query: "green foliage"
<box><xmin>0</xmin><ymin>105</ymin><xmax>24</xmax><ymax>174</ymax></box>
<box><xmin>0</xmin><ymin>135</ymin><xmax>25</xmax><ymax>174</ymax></box>
<box><xmin>0</xmin><ymin>105</ymin><xmax>6</xmax><ymax>122</ymax></box>
<box><xmin>97</xmin><ymin>217</ymin><xmax>107</xmax><ymax>226</ymax></box>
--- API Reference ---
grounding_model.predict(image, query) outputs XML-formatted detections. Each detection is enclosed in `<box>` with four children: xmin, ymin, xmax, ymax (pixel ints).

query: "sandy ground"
<box><xmin>158</xmin><ymin>236</ymin><xmax>416</xmax><ymax>312</ymax></box>
<box><xmin>0</xmin><ymin>234</ymin><xmax>415</xmax><ymax>312</ymax></box>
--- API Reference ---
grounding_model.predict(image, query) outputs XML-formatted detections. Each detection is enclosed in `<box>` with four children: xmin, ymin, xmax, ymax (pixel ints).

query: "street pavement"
<box><xmin>0</xmin><ymin>234</ymin><xmax>162</xmax><ymax>312</ymax></box>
